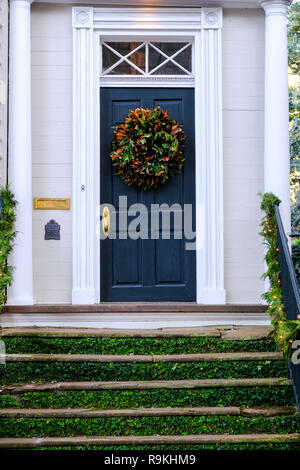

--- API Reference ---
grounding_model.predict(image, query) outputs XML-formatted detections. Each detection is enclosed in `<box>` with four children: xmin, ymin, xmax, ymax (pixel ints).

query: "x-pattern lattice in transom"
<box><xmin>101</xmin><ymin>41</ymin><xmax>193</xmax><ymax>76</ymax></box>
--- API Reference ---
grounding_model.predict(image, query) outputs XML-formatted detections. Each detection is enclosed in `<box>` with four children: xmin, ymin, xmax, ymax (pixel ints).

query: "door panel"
<box><xmin>100</xmin><ymin>88</ymin><xmax>195</xmax><ymax>301</ymax></box>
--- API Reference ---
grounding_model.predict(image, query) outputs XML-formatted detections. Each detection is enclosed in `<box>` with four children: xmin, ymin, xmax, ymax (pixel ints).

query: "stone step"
<box><xmin>0</xmin><ymin>406</ymin><xmax>296</xmax><ymax>418</ymax></box>
<box><xmin>1</xmin><ymin>381</ymin><xmax>294</xmax><ymax>409</ymax></box>
<box><xmin>3</xmin><ymin>351</ymin><xmax>283</xmax><ymax>363</ymax></box>
<box><xmin>2</xmin><ymin>329</ymin><xmax>277</xmax><ymax>356</ymax></box>
<box><xmin>4</xmin><ymin>354</ymin><xmax>286</xmax><ymax>384</ymax></box>
<box><xmin>0</xmin><ymin>433</ymin><xmax>299</xmax><ymax>449</ymax></box>
<box><xmin>0</xmin><ymin>325</ymin><xmax>273</xmax><ymax>340</ymax></box>
<box><xmin>0</xmin><ymin>377</ymin><xmax>291</xmax><ymax>394</ymax></box>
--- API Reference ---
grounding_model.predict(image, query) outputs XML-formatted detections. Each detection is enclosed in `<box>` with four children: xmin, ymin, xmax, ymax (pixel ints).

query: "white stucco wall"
<box><xmin>31</xmin><ymin>4</ymin><xmax>265</xmax><ymax>304</ymax></box>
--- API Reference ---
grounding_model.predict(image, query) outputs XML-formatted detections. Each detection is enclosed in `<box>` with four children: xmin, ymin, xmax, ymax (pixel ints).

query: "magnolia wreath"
<box><xmin>110</xmin><ymin>107</ymin><xmax>185</xmax><ymax>190</ymax></box>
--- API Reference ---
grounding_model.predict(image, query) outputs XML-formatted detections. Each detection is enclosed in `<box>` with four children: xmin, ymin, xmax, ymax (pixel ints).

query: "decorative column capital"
<box><xmin>201</xmin><ymin>8</ymin><xmax>222</xmax><ymax>29</ymax></box>
<box><xmin>260</xmin><ymin>0</ymin><xmax>292</xmax><ymax>15</ymax></box>
<box><xmin>9</xmin><ymin>0</ymin><xmax>33</xmax><ymax>6</ymax></box>
<box><xmin>72</xmin><ymin>7</ymin><xmax>93</xmax><ymax>28</ymax></box>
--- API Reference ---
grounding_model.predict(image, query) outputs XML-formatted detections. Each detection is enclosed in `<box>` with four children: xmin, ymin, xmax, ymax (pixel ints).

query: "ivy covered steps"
<box><xmin>0</xmin><ymin>326</ymin><xmax>300</xmax><ymax>450</ymax></box>
<box><xmin>1</xmin><ymin>352</ymin><xmax>288</xmax><ymax>383</ymax></box>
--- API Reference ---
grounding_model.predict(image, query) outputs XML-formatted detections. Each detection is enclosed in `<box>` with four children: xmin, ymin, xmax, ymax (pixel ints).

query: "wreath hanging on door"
<box><xmin>110</xmin><ymin>107</ymin><xmax>185</xmax><ymax>191</ymax></box>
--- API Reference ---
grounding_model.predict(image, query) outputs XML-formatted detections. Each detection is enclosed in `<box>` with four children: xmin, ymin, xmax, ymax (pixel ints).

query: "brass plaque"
<box><xmin>33</xmin><ymin>198</ymin><xmax>70</xmax><ymax>210</ymax></box>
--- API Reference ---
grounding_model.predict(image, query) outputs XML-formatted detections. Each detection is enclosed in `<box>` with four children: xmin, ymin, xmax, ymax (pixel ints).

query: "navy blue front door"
<box><xmin>100</xmin><ymin>88</ymin><xmax>196</xmax><ymax>301</ymax></box>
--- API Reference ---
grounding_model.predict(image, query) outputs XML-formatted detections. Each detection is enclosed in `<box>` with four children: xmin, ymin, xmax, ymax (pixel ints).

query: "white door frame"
<box><xmin>72</xmin><ymin>7</ymin><xmax>226</xmax><ymax>305</ymax></box>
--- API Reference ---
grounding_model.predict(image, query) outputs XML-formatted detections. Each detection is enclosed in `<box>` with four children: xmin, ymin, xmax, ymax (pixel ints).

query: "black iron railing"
<box><xmin>274</xmin><ymin>203</ymin><xmax>300</xmax><ymax>412</ymax></box>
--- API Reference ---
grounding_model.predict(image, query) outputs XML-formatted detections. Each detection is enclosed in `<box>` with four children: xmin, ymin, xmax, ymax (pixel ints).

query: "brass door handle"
<box><xmin>102</xmin><ymin>206</ymin><xmax>110</xmax><ymax>237</ymax></box>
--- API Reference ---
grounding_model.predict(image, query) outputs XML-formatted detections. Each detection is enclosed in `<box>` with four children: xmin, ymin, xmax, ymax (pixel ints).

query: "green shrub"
<box><xmin>0</xmin><ymin>185</ymin><xmax>17</xmax><ymax>309</ymax></box>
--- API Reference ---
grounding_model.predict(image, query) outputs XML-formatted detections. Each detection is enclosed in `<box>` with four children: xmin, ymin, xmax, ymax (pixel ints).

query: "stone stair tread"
<box><xmin>0</xmin><ymin>406</ymin><xmax>296</xmax><ymax>418</ymax></box>
<box><xmin>4</xmin><ymin>351</ymin><xmax>283</xmax><ymax>363</ymax></box>
<box><xmin>0</xmin><ymin>433</ymin><xmax>300</xmax><ymax>448</ymax></box>
<box><xmin>241</xmin><ymin>406</ymin><xmax>297</xmax><ymax>416</ymax></box>
<box><xmin>0</xmin><ymin>377</ymin><xmax>291</xmax><ymax>394</ymax></box>
<box><xmin>0</xmin><ymin>325</ymin><xmax>273</xmax><ymax>340</ymax></box>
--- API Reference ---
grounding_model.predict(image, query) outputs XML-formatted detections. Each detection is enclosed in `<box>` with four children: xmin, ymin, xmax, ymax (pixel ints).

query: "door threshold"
<box><xmin>3</xmin><ymin>303</ymin><xmax>268</xmax><ymax>314</ymax></box>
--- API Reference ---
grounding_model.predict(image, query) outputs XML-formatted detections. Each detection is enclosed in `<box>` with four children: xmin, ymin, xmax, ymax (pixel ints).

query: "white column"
<box><xmin>7</xmin><ymin>0</ymin><xmax>33</xmax><ymax>305</ymax></box>
<box><xmin>261</xmin><ymin>0</ymin><xmax>292</xmax><ymax>235</ymax></box>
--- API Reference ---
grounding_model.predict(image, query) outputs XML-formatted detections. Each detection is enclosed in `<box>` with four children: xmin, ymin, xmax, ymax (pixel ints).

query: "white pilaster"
<box><xmin>196</xmin><ymin>8</ymin><xmax>226</xmax><ymax>304</ymax></box>
<box><xmin>7</xmin><ymin>0</ymin><xmax>33</xmax><ymax>305</ymax></box>
<box><xmin>72</xmin><ymin>8</ymin><xmax>96</xmax><ymax>304</ymax></box>
<box><xmin>261</xmin><ymin>0</ymin><xmax>292</xmax><ymax>235</ymax></box>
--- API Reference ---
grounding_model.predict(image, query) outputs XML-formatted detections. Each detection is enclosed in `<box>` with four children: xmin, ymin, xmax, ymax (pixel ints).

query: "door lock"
<box><xmin>102</xmin><ymin>206</ymin><xmax>110</xmax><ymax>237</ymax></box>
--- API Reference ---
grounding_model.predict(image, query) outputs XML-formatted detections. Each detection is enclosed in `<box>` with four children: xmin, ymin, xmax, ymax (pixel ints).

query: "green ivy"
<box><xmin>34</xmin><ymin>443</ymin><xmax>300</xmax><ymax>450</ymax></box>
<box><xmin>0</xmin><ymin>185</ymin><xmax>17</xmax><ymax>309</ymax></box>
<box><xmin>259</xmin><ymin>192</ymin><xmax>300</xmax><ymax>357</ymax></box>
<box><xmin>1</xmin><ymin>414</ymin><xmax>299</xmax><ymax>438</ymax></box>
<box><xmin>2</xmin><ymin>360</ymin><xmax>287</xmax><ymax>384</ymax></box>
<box><xmin>3</xmin><ymin>336</ymin><xmax>278</xmax><ymax>355</ymax></box>
<box><xmin>0</xmin><ymin>386</ymin><xmax>295</xmax><ymax>409</ymax></box>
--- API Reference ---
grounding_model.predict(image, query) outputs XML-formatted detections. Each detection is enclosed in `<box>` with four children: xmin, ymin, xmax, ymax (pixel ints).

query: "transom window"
<box><xmin>101</xmin><ymin>41</ymin><xmax>193</xmax><ymax>77</ymax></box>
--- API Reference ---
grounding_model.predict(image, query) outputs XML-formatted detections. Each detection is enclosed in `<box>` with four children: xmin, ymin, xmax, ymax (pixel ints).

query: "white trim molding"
<box><xmin>36</xmin><ymin>0</ymin><xmax>269</xmax><ymax>8</ymax></box>
<box><xmin>72</xmin><ymin>7</ymin><xmax>225</xmax><ymax>304</ymax></box>
<box><xmin>92</xmin><ymin>8</ymin><xmax>202</xmax><ymax>30</ymax></box>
